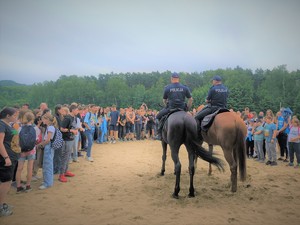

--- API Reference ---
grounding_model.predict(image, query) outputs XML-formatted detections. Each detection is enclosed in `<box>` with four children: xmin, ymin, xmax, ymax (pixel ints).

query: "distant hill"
<box><xmin>0</xmin><ymin>80</ymin><xmax>27</xmax><ymax>86</ymax></box>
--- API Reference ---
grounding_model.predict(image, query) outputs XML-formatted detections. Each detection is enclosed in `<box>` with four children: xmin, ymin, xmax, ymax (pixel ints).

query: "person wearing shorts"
<box><xmin>109</xmin><ymin>105</ymin><xmax>119</xmax><ymax>144</ymax></box>
<box><xmin>15</xmin><ymin>111</ymin><xmax>37</xmax><ymax>193</ymax></box>
<box><xmin>0</xmin><ymin>107</ymin><xmax>18</xmax><ymax>217</ymax></box>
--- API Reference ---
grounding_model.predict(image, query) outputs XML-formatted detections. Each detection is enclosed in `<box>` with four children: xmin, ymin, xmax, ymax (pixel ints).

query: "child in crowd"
<box><xmin>253</xmin><ymin>119</ymin><xmax>265</xmax><ymax>162</ymax></box>
<box><xmin>246</xmin><ymin>119</ymin><xmax>255</xmax><ymax>158</ymax></box>
<box><xmin>287</xmin><ymin>117</ymin><xmax>300</xmax><ymax>168</ymax></box>
<box><xmin>36</xmin><ymin>114</ymin><xmax>57</xmax><ymax>189</ymax></box>
<box><xmin>264</xmin><ymin>115</ymin><xmax>278</xmax><ymax>166</ymax></box>
<box><xmin>16</xmin><ymin>111</ymin><xmax>39</xmax><ymax>193</ymax></box>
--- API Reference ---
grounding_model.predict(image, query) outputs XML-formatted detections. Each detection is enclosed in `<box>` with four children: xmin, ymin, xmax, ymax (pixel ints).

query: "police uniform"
<box><xmin>156</xmin><ymin>82</ymin><xmax>192</xmax><ymax>120</ymax></box>
<box><xmin>195</xmin><ymin>83</ymin><xmax>228</xmax><ymax>123</ymax></box>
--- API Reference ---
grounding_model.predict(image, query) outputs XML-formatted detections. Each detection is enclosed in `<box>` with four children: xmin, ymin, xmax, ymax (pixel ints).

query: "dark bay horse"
<box><xmin>160</xmin><ymin>110</ymin><xmax>224</xmax><ymax>199</ymax></box>
<box><xmin>201</xmin><ymin>111</ymin><xmax>247</xmax><ymax>192</ymax></box>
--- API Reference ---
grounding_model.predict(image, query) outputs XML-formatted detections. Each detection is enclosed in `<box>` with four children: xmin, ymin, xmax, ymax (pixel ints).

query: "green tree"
<box><xmin>0</xmin><ymin>67</ymin><xmax>299</xmax><ymax>115</ymax></box>
<box><xmin>104</xmin><ymin>77</ymin><xmax>129</xmax><ymax>107</ymax></box>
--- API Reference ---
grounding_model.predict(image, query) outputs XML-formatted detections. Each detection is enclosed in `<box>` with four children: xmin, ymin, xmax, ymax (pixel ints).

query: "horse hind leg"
<box><xmin>171</xmin><ymin>149</ymin><xmax>181</xmax><ymax>199</ymax></box>
<box><xmin>223</xmin><ymin>148</ymin><xmax>238</xmax><ymax>192</ymax></box>
<box><xmin>230</xmin><ymin>165</ymin><xmax>238</xmax><ymax>192</ymax></box>
<box><xmin>188</xmin><ymin>152</ymin><xmax>195</xmax><ymax>198</ymax></box>
<box><xmin>160</xmin><ymin>142</ymin><xmax>168</xmax><ymax>176</ymax></box>
<box><xmin>208</xmin><ymin>144</ymin><xmax>213</xmax><ymax>176</ymax></box>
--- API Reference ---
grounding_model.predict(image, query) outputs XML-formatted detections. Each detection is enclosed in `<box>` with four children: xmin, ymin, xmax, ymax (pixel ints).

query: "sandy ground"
<box><xmin>1</xmin><ymin>140</ymin><xmax>300</xmax><ymax>225</ymax></box>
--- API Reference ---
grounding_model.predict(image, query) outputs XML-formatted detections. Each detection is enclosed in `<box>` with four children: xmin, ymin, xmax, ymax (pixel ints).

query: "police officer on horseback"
<box><xmin>195</xmin><ymin>75</ymin><xmax>228</xmax><ymax>139</ymax></box>
<box><xmin>156</xmin><ymin>72</ymin><xmax>193</xmax><ymax>140</ymax></box>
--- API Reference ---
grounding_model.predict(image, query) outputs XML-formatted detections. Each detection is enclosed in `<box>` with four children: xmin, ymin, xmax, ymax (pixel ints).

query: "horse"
<box><xmin>200</xmin><ymin>111</ymin><xmax>247</xmax><ymax>192</ymax></box>
<box><xmin>160</xmin><ymin>110</ymin><xmax>224</xmax><ymax>199</ymax></box>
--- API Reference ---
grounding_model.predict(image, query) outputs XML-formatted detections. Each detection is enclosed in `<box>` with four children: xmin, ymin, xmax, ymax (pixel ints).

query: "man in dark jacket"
<box><xmin>156</xmin><ymin>72</ymin><xmax>193</xmax><ymax>139</ymax></box>
<box><xmin>195</xmin><ymin>75</ymin><xmax>228</xmax><ymax>139</ymax></box>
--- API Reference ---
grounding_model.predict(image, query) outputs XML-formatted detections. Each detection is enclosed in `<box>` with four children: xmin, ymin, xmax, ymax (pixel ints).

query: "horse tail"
<box><xmin>184</xmin><ymin>116</ymin><xmax>224</xmax><ymax>171</ymax></box>
<box><xmin>234</xmin><ymin>121</ymin><xmax>247</xmax><ymax>181</ymax></box>
<box><xmin>193</xmin><ymin>141</ymin><xmax>224</xmax><ymax>171</ymax></box>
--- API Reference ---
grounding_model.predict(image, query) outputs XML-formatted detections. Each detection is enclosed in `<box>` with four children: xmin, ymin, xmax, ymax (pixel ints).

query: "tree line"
<box><xmin>0</xmin><ymin>65</ymin><xmax>299</xmax><ymax>116</ymax></box>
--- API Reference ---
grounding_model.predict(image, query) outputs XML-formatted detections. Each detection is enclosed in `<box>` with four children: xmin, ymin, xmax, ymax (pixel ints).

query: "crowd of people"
<box><xmin>0</xmin><ymin>74</ymin><xmax>299</xmax><ymax>217</ymax></box>
<box><xmin>241</xmin><ymin>107</ymin><xmax>300</xmax><ymax>168</ymax></box>
<box><xmin>0</xmin><ymin>101</ymin><xmax>172</xmax><ymax>217</ymax></box>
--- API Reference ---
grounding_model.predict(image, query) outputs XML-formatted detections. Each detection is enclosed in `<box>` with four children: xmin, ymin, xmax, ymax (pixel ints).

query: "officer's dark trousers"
<box><xmin>156</xmin><ymin>108</ymin><xmax>169</xmax><ymax>120</ymax></box>
<box><xmin>156</xmin><ymin>108</ymin><xmax>170</xmax><ymax>139</ymax></box>
<box><xmin>194</xmin><ymin>106</ymin><xmax>218</xmax><ymax>122</ymax></box>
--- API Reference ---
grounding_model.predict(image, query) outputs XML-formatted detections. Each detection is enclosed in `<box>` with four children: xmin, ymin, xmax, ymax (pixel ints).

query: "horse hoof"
<box><xmin>188</xmin><ymin>193</ymin><xmax>195</xmax><ymax>198</ymax></box>
<box><xmin>160</xmin><ymin>172</ymin><xmax>165</xmax><ymax>176</ymax></box>
<box><xmin>172</xmin><ymin>193</ymin><xmax>179</xmax><ymax>199</ymax></box>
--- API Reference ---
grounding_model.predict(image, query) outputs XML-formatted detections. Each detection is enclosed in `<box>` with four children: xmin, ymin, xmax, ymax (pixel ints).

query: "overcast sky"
<box><xmin>0</xmin><ymin>0</ymin><xmax>299</xmax><ymax>85</ymax></box>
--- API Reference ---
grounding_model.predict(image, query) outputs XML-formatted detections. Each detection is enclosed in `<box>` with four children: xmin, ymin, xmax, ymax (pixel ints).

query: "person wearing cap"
<box><xmin>156</xmin><ymin>72</ymin><xmax>193</xmax><ymax>140</ymax></box>
<box><xmin>195</xmin><ymin>75</ymin><xmax>228</xmax><ymax>139</ymax></box>
<box><xmin>276</xmin><ymin>107</ymin><xmax>291</xmax><ymax>161</ymax></box>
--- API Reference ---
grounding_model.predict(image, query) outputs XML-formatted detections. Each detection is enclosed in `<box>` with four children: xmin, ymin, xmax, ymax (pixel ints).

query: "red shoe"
<box><xmin>65</xmin><ymin>171</ymin><xmax>75</xmax><ymax>177</ymax></box>
<box><xmin>59</xmin><ymin>174</ymin><xmax>67</xmax><ymax>182</ymax></box>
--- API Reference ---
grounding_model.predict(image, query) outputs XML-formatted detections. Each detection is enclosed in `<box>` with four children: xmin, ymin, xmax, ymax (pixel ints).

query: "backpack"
<box><xmin>51</xmin><ymin>128</ymin><xmax>64</xmax><ymax>150</ymax></box>
<box><xmin>19</xmin><ymin>125</ymin><xmax>36</xmax><ymax>152</ymax></box>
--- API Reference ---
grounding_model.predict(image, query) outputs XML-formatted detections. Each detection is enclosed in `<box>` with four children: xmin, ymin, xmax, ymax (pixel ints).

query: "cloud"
<box><xmin>0</xmin><ymin>0</ymin><xmax>299</xmax><ymax>84</ymax></box>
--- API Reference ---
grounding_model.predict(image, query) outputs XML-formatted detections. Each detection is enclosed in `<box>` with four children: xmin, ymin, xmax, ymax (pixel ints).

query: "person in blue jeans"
<box><xmin>37</xmin><ymin>114</ymin><xmax>56</xmax><ymax>190</ymax></box>
<box><xmin>98</xmin><ymin>115</ymin><xmax>108</xmax><ymax>143</ymax></box>
<box><xmin>83</xmin><ymin>105</ymin><xmax>98</xmax><ymax>162</ymax></box>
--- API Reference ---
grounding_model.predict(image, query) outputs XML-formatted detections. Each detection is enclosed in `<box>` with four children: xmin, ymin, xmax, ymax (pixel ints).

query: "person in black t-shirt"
<box><xmin>0</xmin><ymin>107</ymin><xmax>18</xmax><ymax>217</ymax></box>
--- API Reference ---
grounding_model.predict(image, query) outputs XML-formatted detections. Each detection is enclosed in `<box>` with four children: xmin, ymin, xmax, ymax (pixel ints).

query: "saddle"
<box><xmin>160</xmin><ymin>108</ymin><xmax>184</xmax><ymax>130</ymax></box>
<box><xmin>201</xmin><ymin>108</ymin><xmax>229</xmax><ymax>132</ymax></box>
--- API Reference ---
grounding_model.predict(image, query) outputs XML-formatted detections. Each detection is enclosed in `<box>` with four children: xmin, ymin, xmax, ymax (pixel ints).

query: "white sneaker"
<box><xmin>39</xmin><ymin>185</ymin><xmax>48</xmax><ymax>190</ymax></box>
<box><xmin>86</xmin><ymin>157</ymin><xmax>94</xmax><ymax>162</ymax></box>
<box><xmin>73</xmin><ymin>159</ymin><xmax>79</xmax><ymax>163</ymax></box>
<box><xmin>112</xmin><ymin>140</ymin><xmax>116</xmax><ymax>144</ymax></box>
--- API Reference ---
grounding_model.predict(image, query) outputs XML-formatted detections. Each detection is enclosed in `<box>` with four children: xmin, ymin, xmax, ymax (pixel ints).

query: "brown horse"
<box><xmin>201</xmin><ymin>111</ymin><xmax>247</xmax><ymax>192</ymax></box>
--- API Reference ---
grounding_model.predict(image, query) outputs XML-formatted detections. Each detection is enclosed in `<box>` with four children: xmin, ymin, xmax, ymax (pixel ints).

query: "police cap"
<box><xmin>171</xmin><ymin>72</ymin><xmax>179</xmax><ymax>78</ymax></box>
<box><xmin>212</xmin><ymin>75</ymin><xmax>222</xmax><ymax>81</ymax></box>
